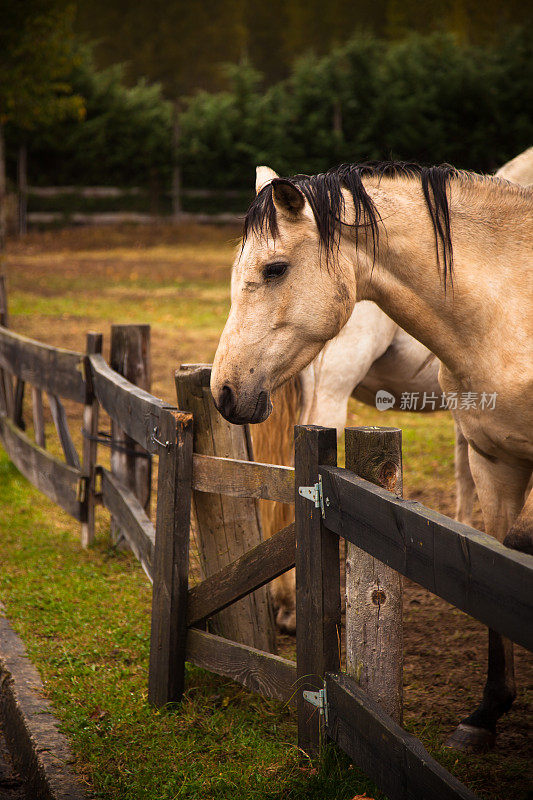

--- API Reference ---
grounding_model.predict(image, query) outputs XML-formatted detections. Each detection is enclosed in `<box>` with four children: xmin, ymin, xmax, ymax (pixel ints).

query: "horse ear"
<box><xmin>256</xmin><ymin>166</ymin><xmax>279</xmax><ymax>194</ymax></box>
<box><xmin>271</xmin><ymin>179</ymin><xmax>305</xmax><ymax>216</ymax></box>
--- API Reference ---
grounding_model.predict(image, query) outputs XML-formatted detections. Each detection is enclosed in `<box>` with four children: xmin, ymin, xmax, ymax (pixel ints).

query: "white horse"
<box><xmin>253</xmin><ymin>149</ymin><xmax>532</xmax><ymax>635</ymax></box>
<box><xmin>211</xmin><ymin>159</ymin><xmax>532</xmax><ymax>754</ymax></box>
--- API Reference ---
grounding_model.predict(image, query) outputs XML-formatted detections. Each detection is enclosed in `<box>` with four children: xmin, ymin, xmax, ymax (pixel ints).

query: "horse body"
<box><xmin>299</xmin><ymin>303</ymin><xmax>445</xmax><ymax>422</ymax></box>
<box><xmin>211</xmin><ymin>161</ymin><xmax>532</xmax><ymax>752</ymax></box>
<box><xmin>495</xmin><ymin>146</ymin><xmax>533</xmax><ymax>185</ymax></box>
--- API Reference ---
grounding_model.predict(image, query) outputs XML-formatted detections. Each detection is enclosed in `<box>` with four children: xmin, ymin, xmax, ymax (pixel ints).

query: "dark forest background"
<box><xmin>1</xmin><ymin>0</ymin><xmax>532</xmax><ymax>210</ymax></box>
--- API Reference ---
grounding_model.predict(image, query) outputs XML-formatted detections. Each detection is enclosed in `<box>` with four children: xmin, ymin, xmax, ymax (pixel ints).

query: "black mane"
<box><xmin>243</xmin><ymin>161</ymin><xmax>459</xmax><ymax>290</ymax></box>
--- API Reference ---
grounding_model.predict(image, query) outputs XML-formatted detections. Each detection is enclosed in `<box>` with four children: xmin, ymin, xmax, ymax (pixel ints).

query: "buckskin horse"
<box><xmin>252</xmin><ymin>149</ymin><xmax>533</xmax><ymax>638</ymax></box>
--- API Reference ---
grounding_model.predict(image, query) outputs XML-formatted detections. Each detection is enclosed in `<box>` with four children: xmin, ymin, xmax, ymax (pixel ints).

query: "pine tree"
<box><xmin>0</xmin><ymin>1</ymin><xmax>84</xmax><ymax>251</ymax></box>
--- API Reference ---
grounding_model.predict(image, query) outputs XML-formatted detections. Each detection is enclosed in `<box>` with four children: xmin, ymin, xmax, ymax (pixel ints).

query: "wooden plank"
<box><xmin>192</xmin><ymin>453</ymin><xmax>294</xmax><ymax>503</ymax></box>
<box><xmin>100</xmin><ymin>468</ymin><xmax>155</xmax><ymax>580</ymax></box>
<box><xmin>89</xmin><ymin>353</ymin><xmax>172</xmax><ymax>454</ymax></box>
<box><xmin>326</xmin><ymin>673</ymin><xmax>478</xmax><ymax>800</ymax></box>
<box><xmin>80</xmin><ymin>332</ymin><xmax>102</xmax><ymax>547</ymax></box>
<box><xmin>0</xmin><ymin>369</ymin><xmax>13</xmax><ymax>417</ymax></box>
<box><xmin>176</xmin><ymin>364</ymin><xmax>276</xmax><ymax>654</ymax></box>
<box><xmin>148</xmin><ymin>410</ymin><xmax>193</xmax><ymax>707</ymax></box>
<box><xmin>295</xmin><ymin>425</ymin><xmax>341</xmax><ymax>756</ymax></box>
<box><xmin>110</xmin><ymin>325</ymin><xmax>152</xmax><ymax>536</ymax></box>
<box><xmin>345</xmin><ymin>427</ymin><xmax>403</xmax><ymax>724</ymax></box>
<box><xmin>31</xmin><ymin>387</ymin><xmax>45</xmax><ymax>448</ymax></box>
<box><xmin>0</xmin><ymin>414</ymin><xmax>81</xmax><ymax>520</ymax></box>
<box><xmin>0</xmin><ymin>277</ymin><xmax>14</xmax><ymax>418</ymax></box>
<box><xmin>0</xmin><ymin>326</ymin><xmax>85</xmax><ymax>403</ymax></box>
<box><xmin>320</xmin><ymin>465</ymin><xmax>533</xmax><ymax>652</ymax></box>
<box><xmin>186</xmin><ymin>628</ymin><xmax>297</xmax><ymax>707</ymax></box>
<box><xmin>13</xmin><ymin>378</ymin><xmax>25</xmax><ymax>429</ymax></box>
<box><xmin>0</xmin><ymin>369</ymin><xmax>14</xmax><ymax>418</ymax></box>
<box><xmin>187</xmin><ymin>523</ymin><xmax>296</xmax><ymax>626</ymax></box>
<box><xmin>48</xmin><ymin>394</ymin><xmax>81</xmax><ymax>469</ymax></box>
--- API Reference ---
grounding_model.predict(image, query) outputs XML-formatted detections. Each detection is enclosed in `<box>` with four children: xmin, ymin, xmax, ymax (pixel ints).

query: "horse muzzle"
<box><xmin>212</xmin><ymin>383</ymin><xmax>272</xmax><ymax>425</ymax></box>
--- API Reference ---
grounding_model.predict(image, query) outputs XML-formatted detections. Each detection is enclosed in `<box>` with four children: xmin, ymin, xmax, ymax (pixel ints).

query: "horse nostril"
<box><xmin>220</xmin><ymin>384</ymin><xmax>236</xmax><ymax>418</ymax></box>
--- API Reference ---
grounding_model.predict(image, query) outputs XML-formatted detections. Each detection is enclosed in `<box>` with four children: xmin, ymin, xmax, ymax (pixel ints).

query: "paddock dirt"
<box><xmin>4</xmin><ymin>224</ymin><xmax>532</xmax><ymax>799</ymax></box>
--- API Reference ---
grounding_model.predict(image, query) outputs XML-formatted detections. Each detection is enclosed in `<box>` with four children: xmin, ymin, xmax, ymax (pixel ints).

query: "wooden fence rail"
<box><xmin>89</xmin><ymin>353</ymin><xmax>173</xmax><ymax>454</ymax></box>
<box><xmin>325</xmin><ymin>672</ymin><xmax>478</xmax><ymax>800</ymax></box>
<box><xmin>100</xmin><ymin>467</ymin><xmax>156</xmax><ymax>580</ymax></box>
<box><xmin>0</xmin><ymin>414</ymin><xmax>82</xmax><ymax>519</ymax></box>
<box><xmin>320</xmin><ymin>463</ymin><xmax>533</xmax><ymax>652</ymax></box>
<box><xmin>0</xmin><ymin>325</ymin><xmax>85</xmax><ymax>403</ymax></box>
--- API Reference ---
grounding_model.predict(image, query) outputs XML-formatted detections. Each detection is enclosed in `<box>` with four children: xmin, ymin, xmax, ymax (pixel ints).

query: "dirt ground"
<box><xmin>4</xmin><ymin>224</ymin><xmax>532</xmax><ymax>799</ymax></box>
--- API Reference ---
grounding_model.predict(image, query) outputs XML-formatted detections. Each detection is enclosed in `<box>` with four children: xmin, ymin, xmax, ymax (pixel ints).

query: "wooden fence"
<box><xmin>0</xmin><ymin>300</ymin><xmax>531</xmax><ymax>800</ymax></box>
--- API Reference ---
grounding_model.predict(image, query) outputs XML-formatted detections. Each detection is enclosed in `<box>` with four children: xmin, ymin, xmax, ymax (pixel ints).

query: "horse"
<box><xmin>211</xmin><ymin>160</ymin><xmax>533</xmax><ymax>754</ymax></box>
<box><xmin>252</xmin><ymin>148</ymin><xmax>533</xmax><ymax>638</ymax></box>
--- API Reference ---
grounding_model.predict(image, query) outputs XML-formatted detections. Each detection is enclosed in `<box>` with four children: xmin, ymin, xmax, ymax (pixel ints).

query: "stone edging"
<box><xmin>0</xmin><ymin>610</ymin><xmax>89</xmax><ymax>799</ymax></box>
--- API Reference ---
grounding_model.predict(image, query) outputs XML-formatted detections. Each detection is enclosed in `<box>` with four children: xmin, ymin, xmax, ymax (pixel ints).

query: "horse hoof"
<box><xmin>445</xmin><ymin>723</ymin><xmax>496</xmax><ymax>754</ymax></box>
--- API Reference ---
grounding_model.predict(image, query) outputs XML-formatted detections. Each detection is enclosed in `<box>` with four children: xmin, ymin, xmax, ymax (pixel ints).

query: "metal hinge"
<box><xmin>303</xmin><ymin>687</ymin><xmax>328</xmax><ymax>725</ymax></box>
<box><xmin>298</xmin><ymin>475</ymin><xmax>329</xmax><ymax>518</ymax></box>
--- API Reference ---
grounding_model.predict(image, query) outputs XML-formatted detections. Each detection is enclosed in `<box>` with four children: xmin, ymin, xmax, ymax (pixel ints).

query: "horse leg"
<box><xmin>446</xmin><ymin>450</ymin><xmax>531</xmax><ymax>753</ymax></box>
<box><xmin>503</xmin><ymin>480</ymin><xmax>533</xmax><ymax>554</ymax></box>
<box><xmin>454</xmin><ymin>421</ymin><xmax>476</xmax><ymax>524</ymax></box>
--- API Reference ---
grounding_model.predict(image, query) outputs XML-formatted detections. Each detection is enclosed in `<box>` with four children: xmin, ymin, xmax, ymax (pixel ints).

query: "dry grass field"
<box><xmin>0</xmin><ymin>223</ymin><xmax>531</xmax><ymax>800</ymax></box>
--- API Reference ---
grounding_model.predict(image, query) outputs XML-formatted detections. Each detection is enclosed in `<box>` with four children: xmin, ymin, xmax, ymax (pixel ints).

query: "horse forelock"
<box><xmin>242</xmin><ymin>160</ymin><xmax>472</xmax><ymax>289</ymax></box>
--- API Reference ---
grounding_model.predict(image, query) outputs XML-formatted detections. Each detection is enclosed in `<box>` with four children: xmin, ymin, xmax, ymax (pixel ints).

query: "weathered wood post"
<box><xmin>344</xmin><ymin>426</ymin><xmax>403</xmax><ymax>723</ymax></box>
<box><xmin>148</xmin><ymin>409</ymin><xmax>193</xmax><ymax>706</ymax></box>
<box><xmin>0</xmin><ymin>275</ymin><xmax>14</xmax><ymax>416</ymax></box>
<box><xmin>13</xmin><ymin>378</ymin><xmax>25</xmax><ymax>429</ymax></box>
<box><xmin>295</xmin><ymin>424</ymin><xmax>341</xmax><ymax>756</ymax></box>
<box><xmin>110</xmin><ymin>325</ymin><xmax>152</xmax><ymax>544</ymax></box>
<box><xmin>81</xmin><ymin>332</ymin><xmax>103</xmax><ymax>547</ymax></box>
<box><xmin>31</xmin><ymin>387</ymin><xmax>45</xmax><ymax>448</ymax></box>
<box><xmin>175</xmin><ymin>363</ymin><xmax>276</xmax><ymax>653</ymax></box>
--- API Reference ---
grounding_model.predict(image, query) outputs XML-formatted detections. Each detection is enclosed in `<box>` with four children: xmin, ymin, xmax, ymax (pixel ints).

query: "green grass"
<box><xmin>9</xmin><ymin>283</ymin><xmax>231</xmax><ymax>333</ymax></box>
<box><xmin>0</xmin><ymin>451</ymin><xmax>382</xmax><ymax>800</ymax></box>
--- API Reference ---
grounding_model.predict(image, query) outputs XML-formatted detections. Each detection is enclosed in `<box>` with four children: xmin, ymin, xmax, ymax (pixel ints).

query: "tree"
<box><xmin>75</xmin><ymin>0</ymin><xmax>247</xmax><ymax>215</ymax></box>
<box><xmin>0</xmin><ymin>1</ymin><xmax>84</xmax><ymax>250</ymax></box>
<box><xmin>26</xmin><ymin>48</ymin><xmax>172</xmax><ymax>191</ymax></box>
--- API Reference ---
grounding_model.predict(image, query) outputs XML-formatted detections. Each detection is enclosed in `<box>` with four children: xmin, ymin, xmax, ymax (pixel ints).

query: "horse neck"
<box><xmin>348</xmin><ymin>176</ymin><xmax>531</xmax><ymax>377</ymax></box>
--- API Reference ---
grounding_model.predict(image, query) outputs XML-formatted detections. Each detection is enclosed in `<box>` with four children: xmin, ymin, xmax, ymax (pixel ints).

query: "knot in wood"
<box><xmin>371</xmin><ymin>588</ymin><xmax>387</xmax><ymax>606</ymax></box>
<box><xmin>379</xmin><ymin>460</ymin><xmax>398</xmax><ymax>491</ymax></box>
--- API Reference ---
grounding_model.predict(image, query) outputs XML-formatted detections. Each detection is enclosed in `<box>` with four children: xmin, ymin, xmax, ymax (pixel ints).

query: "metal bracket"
<box><xmin>303</xmin><ymin>687</ymin><xmax>328</xmax><ymax>725</ymax></box>
<box><xmin>298</xmin><ymin>475</ymin><xmax>329</xmax><ymax>518</ymax></box>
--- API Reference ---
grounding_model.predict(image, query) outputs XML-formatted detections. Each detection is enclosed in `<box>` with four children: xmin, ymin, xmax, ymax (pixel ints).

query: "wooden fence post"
<box><xmin>81</xmin><ymin>332</ymin><xmax>103</xmax><ymax>548</ymax></box>
<box><xmin>31</xmin><ymin>388</ymin><xmax>45</xmax><ymax>448</ymax></box>
<box><xmin>344</xmin><ymin>426</ymin><xmax>403</xmax><ymax>724</ymax></box>
<box><xmin>148</xmin><ymin>409</ymin><xmax>193</xmax><ymax>706</ymax></box>
<box><xmin>0</xmin><ymin>275</ymin><xmax>14</xmax><ymax>416</ymax></box>
<box><xmin>13</xmin><ymin>378</ymin><xmax>25</xmax><ymax>429</ymax></box>
<box><xmin>110</xmin><ymin>325</ymin><xmax>152</xmax><ymax>544</ymax></box>
<box><xmin>175</xmin><ymin>364</ymin><xmax>276</xmax><ymax>654</ymax></box>
<box><xmin>295</xmin><ymin>424</ymin><xmax>341</xmax><ymax>756</ymax></box>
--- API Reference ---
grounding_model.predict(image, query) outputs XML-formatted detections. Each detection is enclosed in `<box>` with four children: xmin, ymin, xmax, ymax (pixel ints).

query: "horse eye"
<box><xmin>263</xmin><ymin>262</ymin><xmax>288</xmax><ymax>280</ymax></box>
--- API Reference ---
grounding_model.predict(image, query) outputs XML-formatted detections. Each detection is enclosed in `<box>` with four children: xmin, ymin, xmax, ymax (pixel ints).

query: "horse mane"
<box><xmin>243</xmin><ymin>161</ymin><xmax>464</xmax><ymax>291</ymax></box>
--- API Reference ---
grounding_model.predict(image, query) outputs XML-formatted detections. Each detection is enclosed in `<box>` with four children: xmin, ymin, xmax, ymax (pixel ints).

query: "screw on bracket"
<box><xmin>298</xmin><ymin>475</ymin><xmax>328</xmax><ymax>518</ymax></box>
<box><xmin>303</xmin><ymin>687</ymin><xmax>328</xmax><ymax>725</ymax></box>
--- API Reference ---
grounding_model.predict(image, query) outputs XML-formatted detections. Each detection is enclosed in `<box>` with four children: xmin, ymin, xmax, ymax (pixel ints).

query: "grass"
<box><xmin>1</xmin><ymin>223</ymin><xmax>531</xmax><ymax>799</ymax></box>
